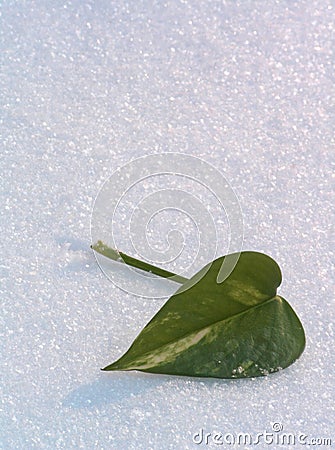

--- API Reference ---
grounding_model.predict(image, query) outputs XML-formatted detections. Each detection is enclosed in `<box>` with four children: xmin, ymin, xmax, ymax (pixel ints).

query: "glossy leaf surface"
<box><xmin>103</xmin><ymin>252</ymin><xmax>305</xmax><ymax>378</ymax></box>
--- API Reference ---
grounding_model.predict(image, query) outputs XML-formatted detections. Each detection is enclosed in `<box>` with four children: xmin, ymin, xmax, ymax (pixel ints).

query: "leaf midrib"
<box><xmin>113</xmin><ymin>295</ymin><xmax>280</xmax><ymax>367</ymax></box>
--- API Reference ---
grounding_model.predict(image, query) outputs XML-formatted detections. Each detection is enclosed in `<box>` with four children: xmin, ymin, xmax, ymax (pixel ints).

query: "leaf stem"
<box><xmin>91</xmin><ymin>240</ymin><xmax>188</xmax><ymax>284</ymax></box>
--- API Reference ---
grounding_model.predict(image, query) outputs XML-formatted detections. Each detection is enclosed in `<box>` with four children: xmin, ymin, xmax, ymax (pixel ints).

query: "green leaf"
<box><xmin>102</xmin><ymin>252</ymin><xmax>305</xmax><ymax>378</ymax></box>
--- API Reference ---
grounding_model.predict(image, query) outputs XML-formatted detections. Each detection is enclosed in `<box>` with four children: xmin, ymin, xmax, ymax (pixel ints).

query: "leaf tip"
<box><xmin>101</xmin><ymin>361</ymin><xmax>122</xmax><ymax>371</ymax></box>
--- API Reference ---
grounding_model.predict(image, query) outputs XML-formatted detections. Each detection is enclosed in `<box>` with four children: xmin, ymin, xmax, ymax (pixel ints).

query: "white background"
<box><xmin>1</xmin><ymin>1</ymin><xmax>334</xmax><ymax>449</ymax></box>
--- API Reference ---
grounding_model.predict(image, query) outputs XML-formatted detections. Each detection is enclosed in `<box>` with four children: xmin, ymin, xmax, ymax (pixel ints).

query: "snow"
<box><xmin>1</xmin><ymin>1</ymin><xmax>334</xmax><ymax>449</ymax></box>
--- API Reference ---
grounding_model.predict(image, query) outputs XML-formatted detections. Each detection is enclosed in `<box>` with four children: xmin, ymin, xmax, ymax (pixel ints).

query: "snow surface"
<box><xmin>1</xmin><ymin>1</ymin><xmax>334</xmax><ymax>449</ymax></box>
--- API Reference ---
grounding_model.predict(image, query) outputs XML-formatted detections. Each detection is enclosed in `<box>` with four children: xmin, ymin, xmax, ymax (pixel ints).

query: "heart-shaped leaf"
<box><xmin>102</xmin><ymin>252</ymin><xmax>305</xmax><ymax>378</ymax></box>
